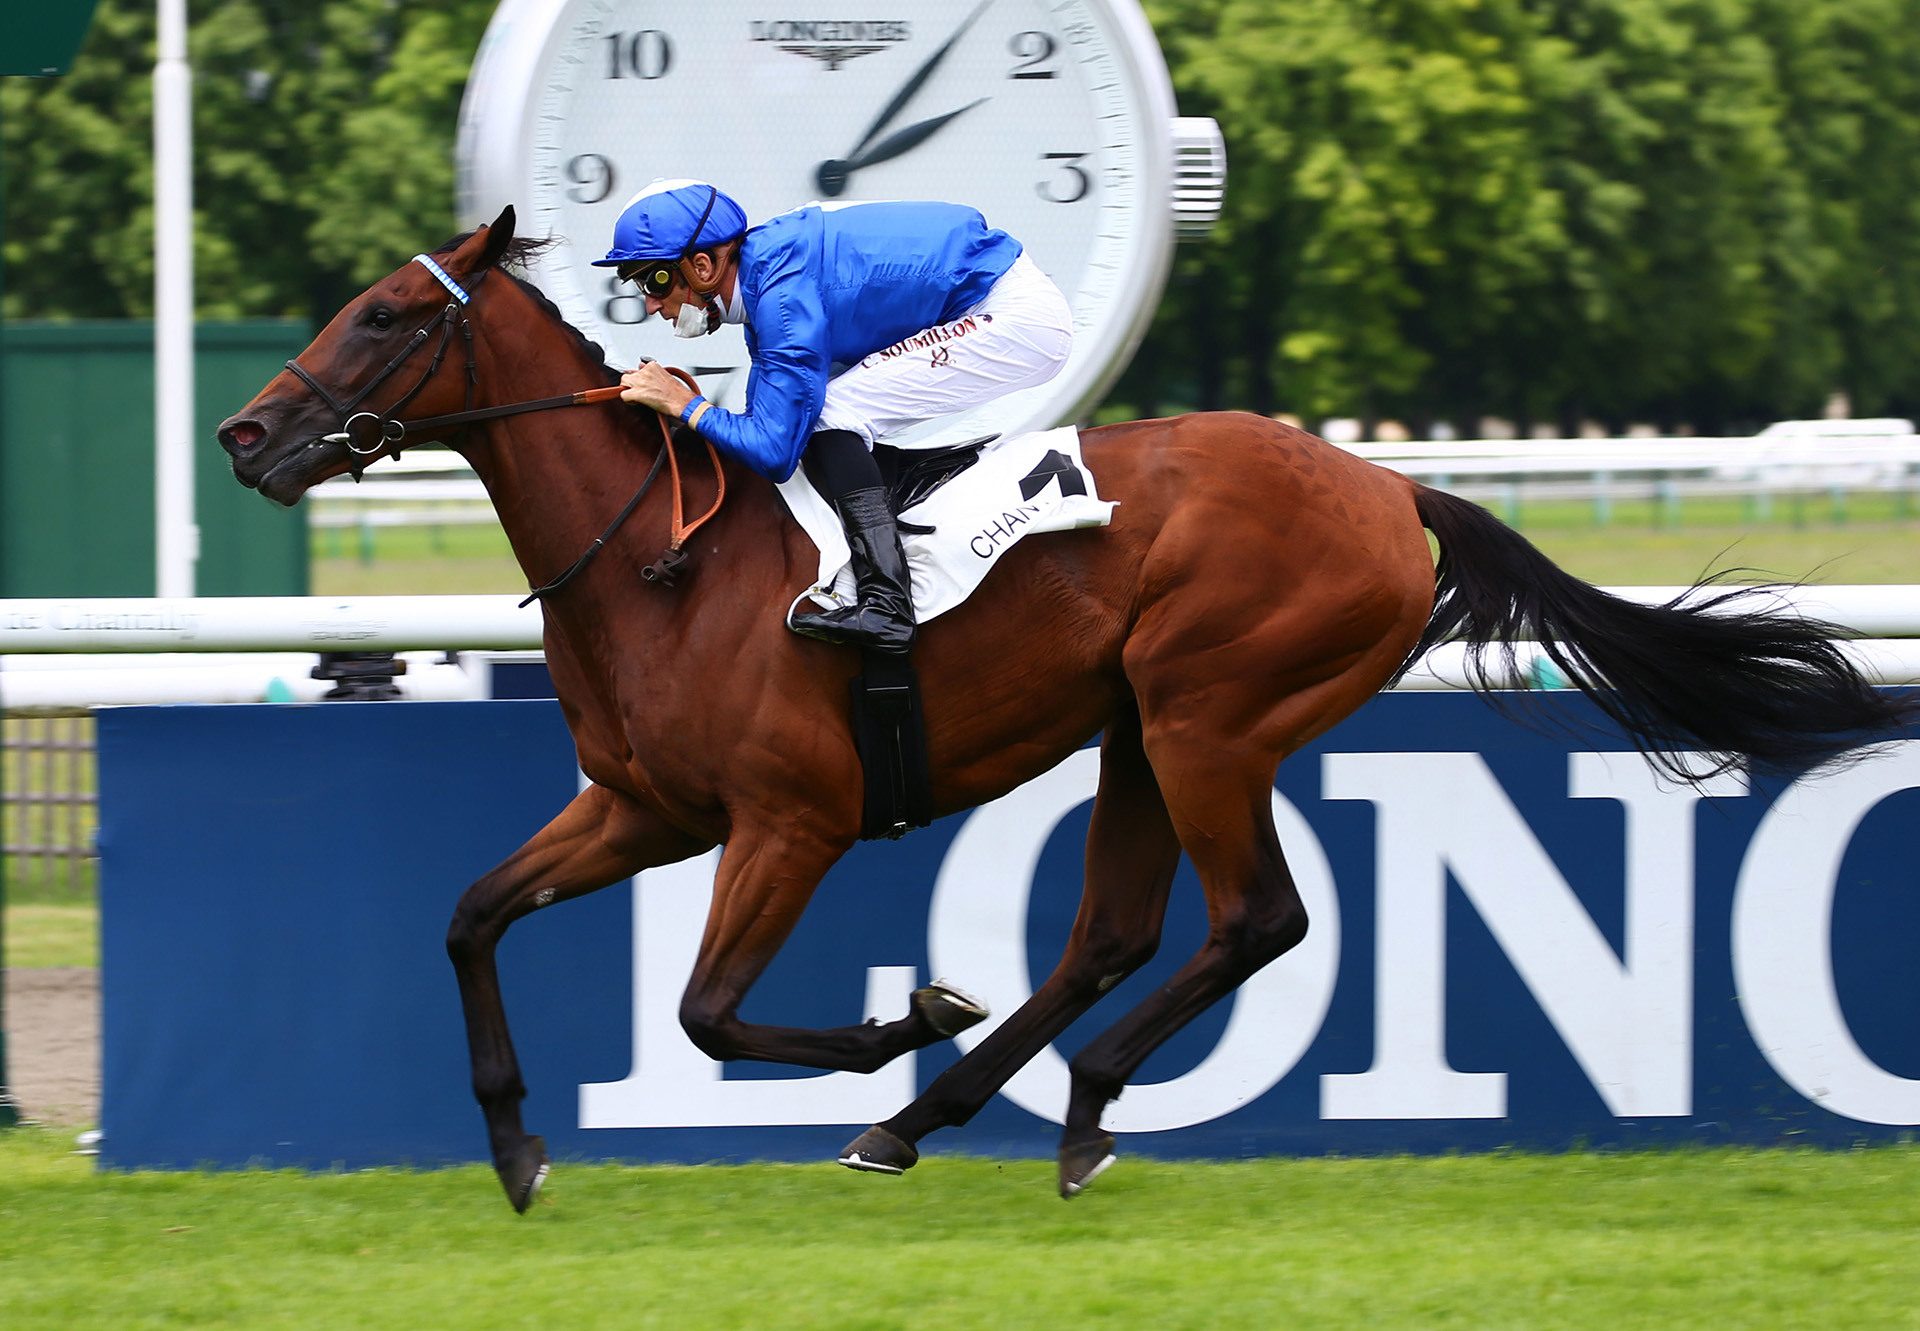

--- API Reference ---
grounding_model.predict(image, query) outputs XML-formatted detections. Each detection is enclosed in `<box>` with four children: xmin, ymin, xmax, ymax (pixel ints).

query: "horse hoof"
<box><xmin>497</xmin><ymin>1135</ymin><xmax>550</xmax><ymax>1214</ymax></box>
<box><xmin>1058</xmin><ymin>1134</ymin><xmax>1117</xmax><ymax>1199</ymax></box>
<box><xmin>913</xmin><ymin>979</ymin><xmax>989</xmax><ymax>1038</ymax></box>
<box><xmin>839</xmin><ymin>1125</ymin><xmax>918</xmax><ymax>1175</ymax></box>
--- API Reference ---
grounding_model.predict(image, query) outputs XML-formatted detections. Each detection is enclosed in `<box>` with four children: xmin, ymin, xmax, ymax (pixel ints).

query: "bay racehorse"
<box><xmin>218</xmin><ymin>209</ymin><xmax>1911</xmax><ymax>1211</ymax></box>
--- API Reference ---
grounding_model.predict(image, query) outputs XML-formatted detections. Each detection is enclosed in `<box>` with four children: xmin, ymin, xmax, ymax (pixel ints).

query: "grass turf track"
<box><xmin>2</xmin><ymin>1129</ymin><xmax>1916</xmax><ymax>1330</ymax></box>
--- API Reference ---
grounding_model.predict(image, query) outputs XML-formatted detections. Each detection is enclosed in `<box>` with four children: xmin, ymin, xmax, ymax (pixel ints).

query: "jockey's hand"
<box><xmin>619</xmin><ymin>362</ymin><xmax>695</xmax><ymax>419</ymax></box>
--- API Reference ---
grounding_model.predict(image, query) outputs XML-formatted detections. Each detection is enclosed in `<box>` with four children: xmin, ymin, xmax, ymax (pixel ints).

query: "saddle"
<box><xmin>786</xmin><ymin>426</ymin><xmax>1111</xmax><ymax>839</ymax></box>
<box><xmin>874</xmin><ymin>436</ymin><xmax>996</xmax><ymax>529</ymax></box>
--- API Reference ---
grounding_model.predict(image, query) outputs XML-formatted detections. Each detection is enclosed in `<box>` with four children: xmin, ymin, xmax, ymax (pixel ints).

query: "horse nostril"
<box><xmin>220</xmin><ymin>419</ymin><xmax>267</xmax><ymax>451</ymax></box>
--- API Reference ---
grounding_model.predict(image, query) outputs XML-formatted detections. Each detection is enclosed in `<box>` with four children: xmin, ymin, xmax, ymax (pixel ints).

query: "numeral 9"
<box><xmin>565</xmin><ymin>154</ymin><xmax>616</xmax><ymax>205</ymax></box>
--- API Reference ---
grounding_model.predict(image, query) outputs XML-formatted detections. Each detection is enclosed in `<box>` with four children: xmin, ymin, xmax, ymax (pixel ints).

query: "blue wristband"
<box><xmin>679</xmin><ymin>395</ymin><xmax>706</xmax><ymax>424</ymax></box>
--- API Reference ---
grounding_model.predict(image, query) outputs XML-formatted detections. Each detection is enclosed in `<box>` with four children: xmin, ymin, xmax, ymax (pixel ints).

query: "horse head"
<box><xmin>217</xmin><ymin>206</ymin><xmax>519</xmax><ymax>505</ymax></box>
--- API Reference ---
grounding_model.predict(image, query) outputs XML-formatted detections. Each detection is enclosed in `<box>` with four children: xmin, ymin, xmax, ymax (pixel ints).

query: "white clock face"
<box><xmin>459</xmin><ymin>0</ymin><xmax>1175</xmax><ymax>448</ymax></box>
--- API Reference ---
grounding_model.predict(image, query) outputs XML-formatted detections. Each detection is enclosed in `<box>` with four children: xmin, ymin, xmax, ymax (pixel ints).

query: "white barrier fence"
<box><xmin>0</xmin><ymin>595</ymin><xmax>540</xmax><ymax>654</ymax></box>
<box><xmin>1343</xmin><ymin>424</ymin><xmax>1920</xmax><ymax>484</ymax></box>
<box><xmin>0</xmin><ymin>597</ymin><xmax>533</xmax><ymax>709</ymax></box>
<box><xmin>0</xmin><ymin>652</ymin><xmax>488</xmax><ymax>709</ymax></box>
<box><xmin>1346</xmin><ymin>427</ymin><xmax>1920</xmax><ymax>517</ymax></box>
<box><xmin>4</xmin><ymin>588</ymin><xmax>1920</xmax><ymax>703</ymax></box>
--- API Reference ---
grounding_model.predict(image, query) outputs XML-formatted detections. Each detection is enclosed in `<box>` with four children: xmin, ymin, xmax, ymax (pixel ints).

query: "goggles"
<box><xmin>619</xmin><ymin>261</ymin><xmax>681</xmax><ymax>299</ymax></box>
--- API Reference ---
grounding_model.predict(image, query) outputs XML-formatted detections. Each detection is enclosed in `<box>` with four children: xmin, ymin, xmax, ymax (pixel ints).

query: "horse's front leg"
<box><xmin>446</xmin><ymin>782</ymin><xmax>710</xmax><ymax>1213</ymax></box>
<box><xmin>674</xmin><ymin>822</ymin><xmax>988</xmax><ymax>1073</ymax></box>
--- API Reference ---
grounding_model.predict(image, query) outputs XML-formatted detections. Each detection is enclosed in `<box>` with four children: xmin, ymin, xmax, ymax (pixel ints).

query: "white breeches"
<box><xmin>813</xmin><ymin>252</ymin><xmax>1073</xmax><ymax>448</ymax></box>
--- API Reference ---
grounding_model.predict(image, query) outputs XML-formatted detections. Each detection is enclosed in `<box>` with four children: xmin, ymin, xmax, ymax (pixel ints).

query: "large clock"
<box><xmin>456</xmin><ymin>0</ymin><xmax>1221</xmax><ymax>449</ymax></box>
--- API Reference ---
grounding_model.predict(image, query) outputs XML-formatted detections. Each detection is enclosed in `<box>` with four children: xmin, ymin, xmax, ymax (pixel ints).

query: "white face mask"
<box><xmin>670</xmin><ymin>293</ymin><xmax>721</xmax><ymax>339</ymax></box>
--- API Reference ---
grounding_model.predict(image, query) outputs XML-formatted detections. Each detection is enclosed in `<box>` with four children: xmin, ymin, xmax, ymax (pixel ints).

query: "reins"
<box><xmin>286</xmin><ymin>253</ymin><xmax>727</xmax><ymax>605</ymax></box>
<box><xmin>518</xmin><ymin>366</ymin><xmax>727</xmax><ymax>606</ymax></box>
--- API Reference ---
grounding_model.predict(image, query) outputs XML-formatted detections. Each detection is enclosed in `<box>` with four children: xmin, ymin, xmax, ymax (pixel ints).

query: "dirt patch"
<box><xmin>3</xmin><ymin>967</ymin><xmax>99</xmax><ymax>1128</ymax></box>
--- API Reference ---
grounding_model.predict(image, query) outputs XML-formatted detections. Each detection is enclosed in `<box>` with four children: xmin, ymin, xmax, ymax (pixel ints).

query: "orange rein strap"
<box><xmin>658</xmin><ymin>365</ymin><xmax>727</xmax><ymax>552</ymax></box>
<box><xmin>517</xmin><ymin>369</ymin><xmax>728</xmax><ymax>604</ymax></box>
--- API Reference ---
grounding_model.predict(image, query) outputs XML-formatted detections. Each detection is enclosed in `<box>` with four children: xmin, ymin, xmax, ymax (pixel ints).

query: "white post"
<box><xmin>153</xmin><ymin>0</ymin><xmax>197</xmax><ymax>596</ymax></box>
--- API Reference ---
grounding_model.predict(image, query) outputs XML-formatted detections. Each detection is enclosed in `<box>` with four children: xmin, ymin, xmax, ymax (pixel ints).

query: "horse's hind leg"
<box><xmin>447</xmin><ymin>783</ymin><xmax>708</xmax><ymax>1212</ymax></box>
<box><xmin>839</xmin><ymin>708</ymin><xmax>1181</xmax><ymax>1174</ymax></box>
<box><xmin>1056</xmin><ymin>636</ymin><xmax>1414</xmax><ymax>1196</ymax></box>
<box><xmin>1054</xmin><ymin>740</ymin><xmax>1310</xmax><ymax>1197</ymax></box>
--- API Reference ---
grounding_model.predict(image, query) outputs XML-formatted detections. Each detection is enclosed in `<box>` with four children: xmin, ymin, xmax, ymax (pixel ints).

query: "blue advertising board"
<box><xmin>96</xmin><ymin>695</ymin><xmax>1919</xmax><ymax>1170</ymax></box>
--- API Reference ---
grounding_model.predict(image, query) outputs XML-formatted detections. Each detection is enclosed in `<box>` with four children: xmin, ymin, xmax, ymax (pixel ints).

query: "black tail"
<box><xmin>1398</xmin><ymin>485</ymin><xmax>1916</xmax><ymax>781</ymax></box>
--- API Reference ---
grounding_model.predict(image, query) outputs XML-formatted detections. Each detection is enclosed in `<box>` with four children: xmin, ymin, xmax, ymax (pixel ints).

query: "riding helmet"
<box><xmin>594</xmin><ymin>179</ymin><xmax>748</xmax><ymax>266</ymax></box>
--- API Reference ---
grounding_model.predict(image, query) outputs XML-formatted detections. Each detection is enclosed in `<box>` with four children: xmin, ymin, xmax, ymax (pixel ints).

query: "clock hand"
<box><xmin>822</xmin><ymin>98</ymin><xmax>989</xmax><ymax>191</ymax></box>
<box><xmin>816</xmin><ymin>0</ymin><xmax>992</xmax><ymax>197</ymax></box>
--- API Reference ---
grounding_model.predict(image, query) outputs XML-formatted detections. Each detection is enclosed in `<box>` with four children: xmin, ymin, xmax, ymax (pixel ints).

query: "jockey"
<box><xmin>598</xmin><ymin>179</ymin><xmax>1073</xmax><ymax>656</ymax></box>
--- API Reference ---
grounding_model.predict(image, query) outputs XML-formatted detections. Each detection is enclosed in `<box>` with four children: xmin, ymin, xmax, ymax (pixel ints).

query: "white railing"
<box><xmin>1343</xmin><ymin>428</ymin><xmax>1920</xmax><ymax>479</ymax></box>
<box><xmin>1340</xmin><ymin>429</ymin><xmax>1920</xmax><ymax>514</ymax></box>
<box><xmin>4</xmin><ymin>589</ymin><xmax>1920</xmax><ymax>700</ymax></box>
<box><xmin>8</xmin><ymin>586</ymin><xmax>1920</xmax><ymax>653</ymax></box>
<box><xmin>1398</xmin><ymin>584</ymin><xmax>1920</xmax><ymax>690</ymax></box>
<box><xmin>0</xmin><ymin>652</ymin><xmax>488</xmax><ymax>708</ymax></box>
<box><xmin>0</xmin><ymin>595</ymin><xmax>541</xmax><ymax>653</ymax></box>
<box><xmin>309</xmin><ymin>451</ymin><xmax>491</xmax><ymax>531</ymax></box>
<box><xmin>1398</xmin><ymin>638</ymin><xmax>1920</xmax><ymax>691</ymax></box>
<box><xmin>0</xmin><ymin>594</ymin><xmax>535</xmax><ymax>708</ymax></box>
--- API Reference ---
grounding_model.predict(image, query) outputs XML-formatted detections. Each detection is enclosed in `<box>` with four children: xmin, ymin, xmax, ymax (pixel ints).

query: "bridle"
<box><xmin>286</xmin><ymin>251</ymin><xmax>726</xmax><ymax>600</ymax></box>
<box><xmin>284</xmin><ymin>254</ymin><xmax>490</xmax><ymax>471</ymax></box>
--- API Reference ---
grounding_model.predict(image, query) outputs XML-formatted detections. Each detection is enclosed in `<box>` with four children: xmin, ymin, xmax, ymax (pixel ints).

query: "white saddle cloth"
<box><xmin>778</xmin><ymin>425</ymin><xmax>1116</xmax><ymax>626</ymax></box>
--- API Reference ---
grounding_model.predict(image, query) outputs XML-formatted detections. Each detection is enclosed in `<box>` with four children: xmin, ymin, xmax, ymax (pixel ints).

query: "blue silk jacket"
<box><xmin>689</xmin><ymin>200</ymin><xmax>1022</xmax><ymax>481</ymax></box>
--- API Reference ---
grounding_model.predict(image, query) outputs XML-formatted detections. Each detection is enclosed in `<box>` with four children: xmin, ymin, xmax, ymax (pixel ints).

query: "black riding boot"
<box><xmin>791</xmin><ymin>432</ymin><xmax>916</xmax><ymax>655</ymax></box>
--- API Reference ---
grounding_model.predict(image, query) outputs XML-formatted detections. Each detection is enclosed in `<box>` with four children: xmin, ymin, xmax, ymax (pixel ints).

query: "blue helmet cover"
<box><xmin>594</xmin><ymin>179</ymin><xmax>749</xmax><ymax>266</ymax></box>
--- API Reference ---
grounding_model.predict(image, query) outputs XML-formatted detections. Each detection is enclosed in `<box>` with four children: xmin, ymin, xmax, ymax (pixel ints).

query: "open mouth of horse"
<box><xmin>240</xmin><ymin>434</ymin><xmax>348</xmax><ymax>507</ymax></box>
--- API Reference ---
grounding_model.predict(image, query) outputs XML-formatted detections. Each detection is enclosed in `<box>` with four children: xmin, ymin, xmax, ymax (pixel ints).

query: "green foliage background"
<box><xmin>5</xmin><ymin>0</ymin><xmax>1918</xmax><ymax>431</ymax></box>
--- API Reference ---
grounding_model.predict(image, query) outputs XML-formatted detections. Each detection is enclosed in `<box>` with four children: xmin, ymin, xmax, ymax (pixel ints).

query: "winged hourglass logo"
<box><xmin>749</xmin><ymin>20</ymin><xmax>913</xmax><ymax>71</ymax></box>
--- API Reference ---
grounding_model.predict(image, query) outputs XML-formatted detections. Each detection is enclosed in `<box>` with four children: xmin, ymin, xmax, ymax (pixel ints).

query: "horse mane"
<box><xmin>432</xmin><ymin>231</ymin><xmax>620</xmax><ymax>387</ymax></box>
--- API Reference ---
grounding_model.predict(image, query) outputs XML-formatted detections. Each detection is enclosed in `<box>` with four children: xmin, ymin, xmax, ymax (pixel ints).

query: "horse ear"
<box><xmin>476</xmin><ymin>205</ymin><xmax>517</xmax><ymax>272</ymax></box>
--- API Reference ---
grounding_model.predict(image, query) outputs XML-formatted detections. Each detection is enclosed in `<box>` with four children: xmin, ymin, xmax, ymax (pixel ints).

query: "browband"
<box><xmin>413</xmin><ymin>253</ymin><xmax>472</xmax><ymax>305</ymax></box>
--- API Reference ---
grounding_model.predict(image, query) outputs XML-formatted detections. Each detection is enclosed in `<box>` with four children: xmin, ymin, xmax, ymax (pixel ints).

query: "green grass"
<box><xmin>1467</xmin><ymin>488</ymin><xmax>1920</xmax><ymax>531</ymax></box>
<box><xmin>1</xmin><ymin>1129</ymin><xmax>1915</xmax><ymax>1329</ymax></box>
<box><xmin>2</xmin><ymin>904</ymin><xmax>94</xmax><ymax>969</ymax></box>
<box><xmin>311</xmin><ymin>522</ymin><xmax>523</xmax><ymax>594</ymax></box>
<box><xmin>1527</xmin><ymin>521</ymin><xmax>1920</xmax><ymax>586</ymax></box>
<box><xmin>304</xmin><ymin>505</ymin><xmax>1920</xmax><ymax>597</ymax></box>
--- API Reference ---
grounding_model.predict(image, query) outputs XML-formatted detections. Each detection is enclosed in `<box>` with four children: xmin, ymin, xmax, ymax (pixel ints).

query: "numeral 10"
<box><xmin>605</xmin><ymin>31</ymin><xmax>671</xmax><ymax>79</ymax></box>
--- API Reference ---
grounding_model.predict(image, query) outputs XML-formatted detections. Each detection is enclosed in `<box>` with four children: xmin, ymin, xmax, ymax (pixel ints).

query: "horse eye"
<box><xmin>369</xmin><ymin>308</ymin><xmax>394</xmax><ymax>331</ymax></box>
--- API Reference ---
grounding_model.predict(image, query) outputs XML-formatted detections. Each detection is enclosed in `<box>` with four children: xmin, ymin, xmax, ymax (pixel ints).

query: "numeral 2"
<box><xmin>1009</xmin><ymin>31</ymin><xmax>1057</xmax><ymax>78</ymax></box>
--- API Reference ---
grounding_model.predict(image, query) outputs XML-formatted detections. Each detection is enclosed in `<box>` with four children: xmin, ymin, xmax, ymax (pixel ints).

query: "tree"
<box><xmin>1123</xmin><ymin>0</ymin><xmax>1907</xmax><ymax>432</ymax></box>
<box><xmin>1512</xmin><ymin>0</ymin><xmax>1845</xmax><ymax>430</ymax></box>
<box><xmin>1129</xmin><ymin>0</ymin><xmax>1576</xmax><ymax>427</ymax></box>
<box><xmin>8</xmin><ymin>0</ymin><xmax>1918</xmax><ymax>429</ymax></box>
<box><xmin>1750</xmin><ymin>0</ymin><xmax>1920</xmax><ymax>420</ymax></box>
<box><xmin>1</xmin><ymin>0</ymin><xmax>494</xmax><ymax>323</ymax></box>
